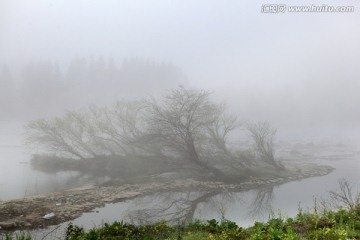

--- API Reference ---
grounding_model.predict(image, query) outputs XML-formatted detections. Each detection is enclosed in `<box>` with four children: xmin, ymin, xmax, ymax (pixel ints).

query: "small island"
<box><xmin>0</xmin><ymin>87</ymin><xmax>334</xmax><ymax>232</ymax></box>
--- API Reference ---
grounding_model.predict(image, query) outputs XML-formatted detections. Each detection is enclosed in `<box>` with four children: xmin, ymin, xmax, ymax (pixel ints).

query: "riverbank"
<box><xmin>0</xmin><ymin>162</ymin><xmax>333</xmax><ymax>232</ymax></box>
<box><xmin>55</xmin><ymin>206</ymin><xmax>360</xmax><ymax>240</ymax></box>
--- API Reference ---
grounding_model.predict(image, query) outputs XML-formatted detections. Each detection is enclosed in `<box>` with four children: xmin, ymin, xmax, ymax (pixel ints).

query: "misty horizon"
<box><xmin>1</xmin><ymin>1</ymin><xmax>360</xmax><ymax>140</ymax></box>
<box><xmin>1</xmin><ymin>2</ymin><xmax>360</xmax><ymax>237</ymax></box>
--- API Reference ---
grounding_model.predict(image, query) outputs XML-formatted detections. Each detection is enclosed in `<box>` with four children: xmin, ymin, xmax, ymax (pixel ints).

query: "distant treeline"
<box><xmin>0</xmin><ymin>57</ymin><xmax>186</xmax><ymax>120</ymax></box>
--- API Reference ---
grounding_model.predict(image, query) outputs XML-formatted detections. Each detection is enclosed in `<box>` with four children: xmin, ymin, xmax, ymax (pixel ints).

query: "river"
<box><xmin>0</xmin><ymin>121</ymin><xmax>106</xmax><ymax>201</ymax></box>
<box><xmin>27</xmin><ymin>153</ymin><xmax>360</xmax><ymax>239</ymax></box>
<box><xmin>1</xmin><ymin>122</ymin><xmax>359</xmax><ymax>238</ymax></box>
<box><xmin>54</xmin><ymin>154</ymin><xmax>360</xmax><ymax>227</ymax></box>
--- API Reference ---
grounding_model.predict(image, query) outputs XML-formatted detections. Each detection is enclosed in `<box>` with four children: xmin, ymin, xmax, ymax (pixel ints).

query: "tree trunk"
<box><xmin>186</xmin><ymin>139</ymin><xmax>224</xmax><ymax>178</ymax></box>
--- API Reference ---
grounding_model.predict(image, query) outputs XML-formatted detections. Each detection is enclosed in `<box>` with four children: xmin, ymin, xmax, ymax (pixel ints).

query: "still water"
<box><xmin>0</xmin><ymin>122</ymin><xmax>103</xmax><ymax>201</ymax></box>
<box><xmin>1</xmin><ymin>122</ymin><xmax>359</xmax><ymax>238</ymax></box>
<box><xmin>62</xmin><ymin>155</ymin><xmax>360</xmax><ymax>227</ymax></box>
<box><xmin>28</xmin><ymin>154</ymin><xmax>360</xmax><ymax>239</ymax></box>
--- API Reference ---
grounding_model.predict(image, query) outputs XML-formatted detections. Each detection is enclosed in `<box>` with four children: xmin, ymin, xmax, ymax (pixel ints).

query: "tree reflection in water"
<box><xmin>248</xmin><ymin>186</ymin><xmax>275</xmax><ymax>219</ymax></box>
<box><xmin>124</xmin><ymin>191</ymin><xmax>219</xmax><ymax>224</ymax></box>
<box><xmin>123</xmin><ymin>185</ymin><xmax>275</xmax><ymax>225</ymax></box>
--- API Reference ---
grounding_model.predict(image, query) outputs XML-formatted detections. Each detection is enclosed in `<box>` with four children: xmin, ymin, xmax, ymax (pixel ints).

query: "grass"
<box><xmin>3</xmin><ymin>205</ymin><xmax>359</xmax><ymax>240</ymax></box>
<box><xmin>0</xmin><ymin>234</ymin><xmax>31</xmax><ymax>240</ymax></box>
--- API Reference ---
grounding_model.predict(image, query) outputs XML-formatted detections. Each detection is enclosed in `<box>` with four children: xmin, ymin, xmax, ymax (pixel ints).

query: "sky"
<box><xmin>1</xmin><ymin>0</ymin><xmax>360</xmax><ymax>139</ymax></box>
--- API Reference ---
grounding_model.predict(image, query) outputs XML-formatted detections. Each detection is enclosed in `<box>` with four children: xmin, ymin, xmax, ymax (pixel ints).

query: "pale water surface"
<box><xmin>1</xmin><ymin>122</ymin><xmax>359</xmax><ymax>239</ymax></box>
<box><xmin>0</xmin><ymin>122</ymin><xmax>104</xmax><ymax>201</ymax></box>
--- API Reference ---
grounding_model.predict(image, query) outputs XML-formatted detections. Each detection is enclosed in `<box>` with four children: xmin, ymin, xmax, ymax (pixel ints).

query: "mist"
<box><xmin>1</xmin><ymin>0</ymin><xmax>360</xmax><ymax>236</ymax></box>
<box><xmin>1</xmin><ymin>0</ymin><xmax>359</xmax><ymax>140</ymax></box>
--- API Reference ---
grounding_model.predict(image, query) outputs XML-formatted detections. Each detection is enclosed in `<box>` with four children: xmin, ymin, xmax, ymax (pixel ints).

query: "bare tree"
<box><xmin>85</xmin><ymin>101</ymin><xmax>149</xmax><ymax>156</ymax></box>
<box><xmin>25</xmin><ymin>111</ymin><xmax>98</xmax><ymax>159</ymax></box>
<box><xmin>247</xmin><ymin>121</ymin><xmax>282</xmax><ymax>169</ymax></box>
<box><xmin>25</xmin><ymin>101</ymin><xmax>149</xmax><ymax>159</ymax></box>
<box><xmin>27</xmin><ymin>87</ymin><xmax>286</xmax><ymax>181</ymax></box>
<box><xmin>201</xmin><ymin>106</ymin><xmax>247</xmax><ymax>171</ymax></box>
<box><xmin>205</xmin><ymin>105</ymin><xmax>239</xmax><ymax>157</ymax></box>
<box><xmin>26</xmin><ymin>87</ymin><xmax>242</xmax><ymax>177</ymax></box>
<box><xmin>329</xmin><ymin>178</ymin><xmax>360</xmax><ymax>209</ymax></box>
<box><xmin>146</xmin><ymin>86</ymin><xmax>228</xmax><ymax>176</ymax></box>
<box><xmin>25</xmin><ymin>118</ymin><xmax>82</xmax><ymax>158</ymax></box>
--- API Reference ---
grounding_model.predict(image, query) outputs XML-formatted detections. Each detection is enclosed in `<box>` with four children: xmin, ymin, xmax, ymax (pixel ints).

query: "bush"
<box><xmin>5</xmin><ymin>203</ymin><xmax>360</xmax><ymax>240</ymax></box>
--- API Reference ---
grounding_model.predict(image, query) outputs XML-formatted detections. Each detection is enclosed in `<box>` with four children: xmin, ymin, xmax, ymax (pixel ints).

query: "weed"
<box><xmin>3</xmin><ymin>198</ymin><xmax>360</xmax><ymax>240</ymax></box>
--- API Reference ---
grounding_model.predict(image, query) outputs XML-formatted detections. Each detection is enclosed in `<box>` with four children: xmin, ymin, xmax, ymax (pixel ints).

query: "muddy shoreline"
<box><xmin>0</xmin><ymin>163</ymin><xmax>333</xmax><ymax>232</ymax></box>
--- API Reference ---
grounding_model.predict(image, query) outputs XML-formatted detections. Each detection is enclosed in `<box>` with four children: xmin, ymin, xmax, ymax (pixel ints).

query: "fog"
<box><xmin>1</xmin><ymin>0</ymin><xmax>359</xmax><ymax>140</ymax></box>
<box><xmin>1</xmin><ymin>1</ymin><xmax>360</xmax><ymax>235</ymax></box>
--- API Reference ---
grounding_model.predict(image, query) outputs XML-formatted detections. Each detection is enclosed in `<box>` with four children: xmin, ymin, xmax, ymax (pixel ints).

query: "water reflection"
<box><xmin>68</xmin><ymin>185</ymin><xmax>275</xmax><ymax>229</ymax></box>
<box><xmin>0</xmin><ymin>149</ymin><xmax>108</xmax><ymax>200</ymax></box>
<box><xmin>21</xmin><ymin>153</ymin><xmax>360</xmax><ymax>240</ymax></box>
<box><xmin>0</xmin><ymin>133</ymin><xmax>108</xmax><ymax>200</ymax></box>
<box><xmin>248</xmin><ymin>186</ymin><xmax>274</xmax><ymax>218</ymax></box>
<box><xmin>125</xmin><ymin>191</ymin><xmax>220</xmax><ymax>224</ymax></box>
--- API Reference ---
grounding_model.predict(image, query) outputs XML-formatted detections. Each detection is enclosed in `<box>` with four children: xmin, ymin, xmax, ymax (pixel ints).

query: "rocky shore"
<box><xmin>0</xmin><ymin>162</ymin><xmax>333</xmax><ymax>232</ymax></box>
